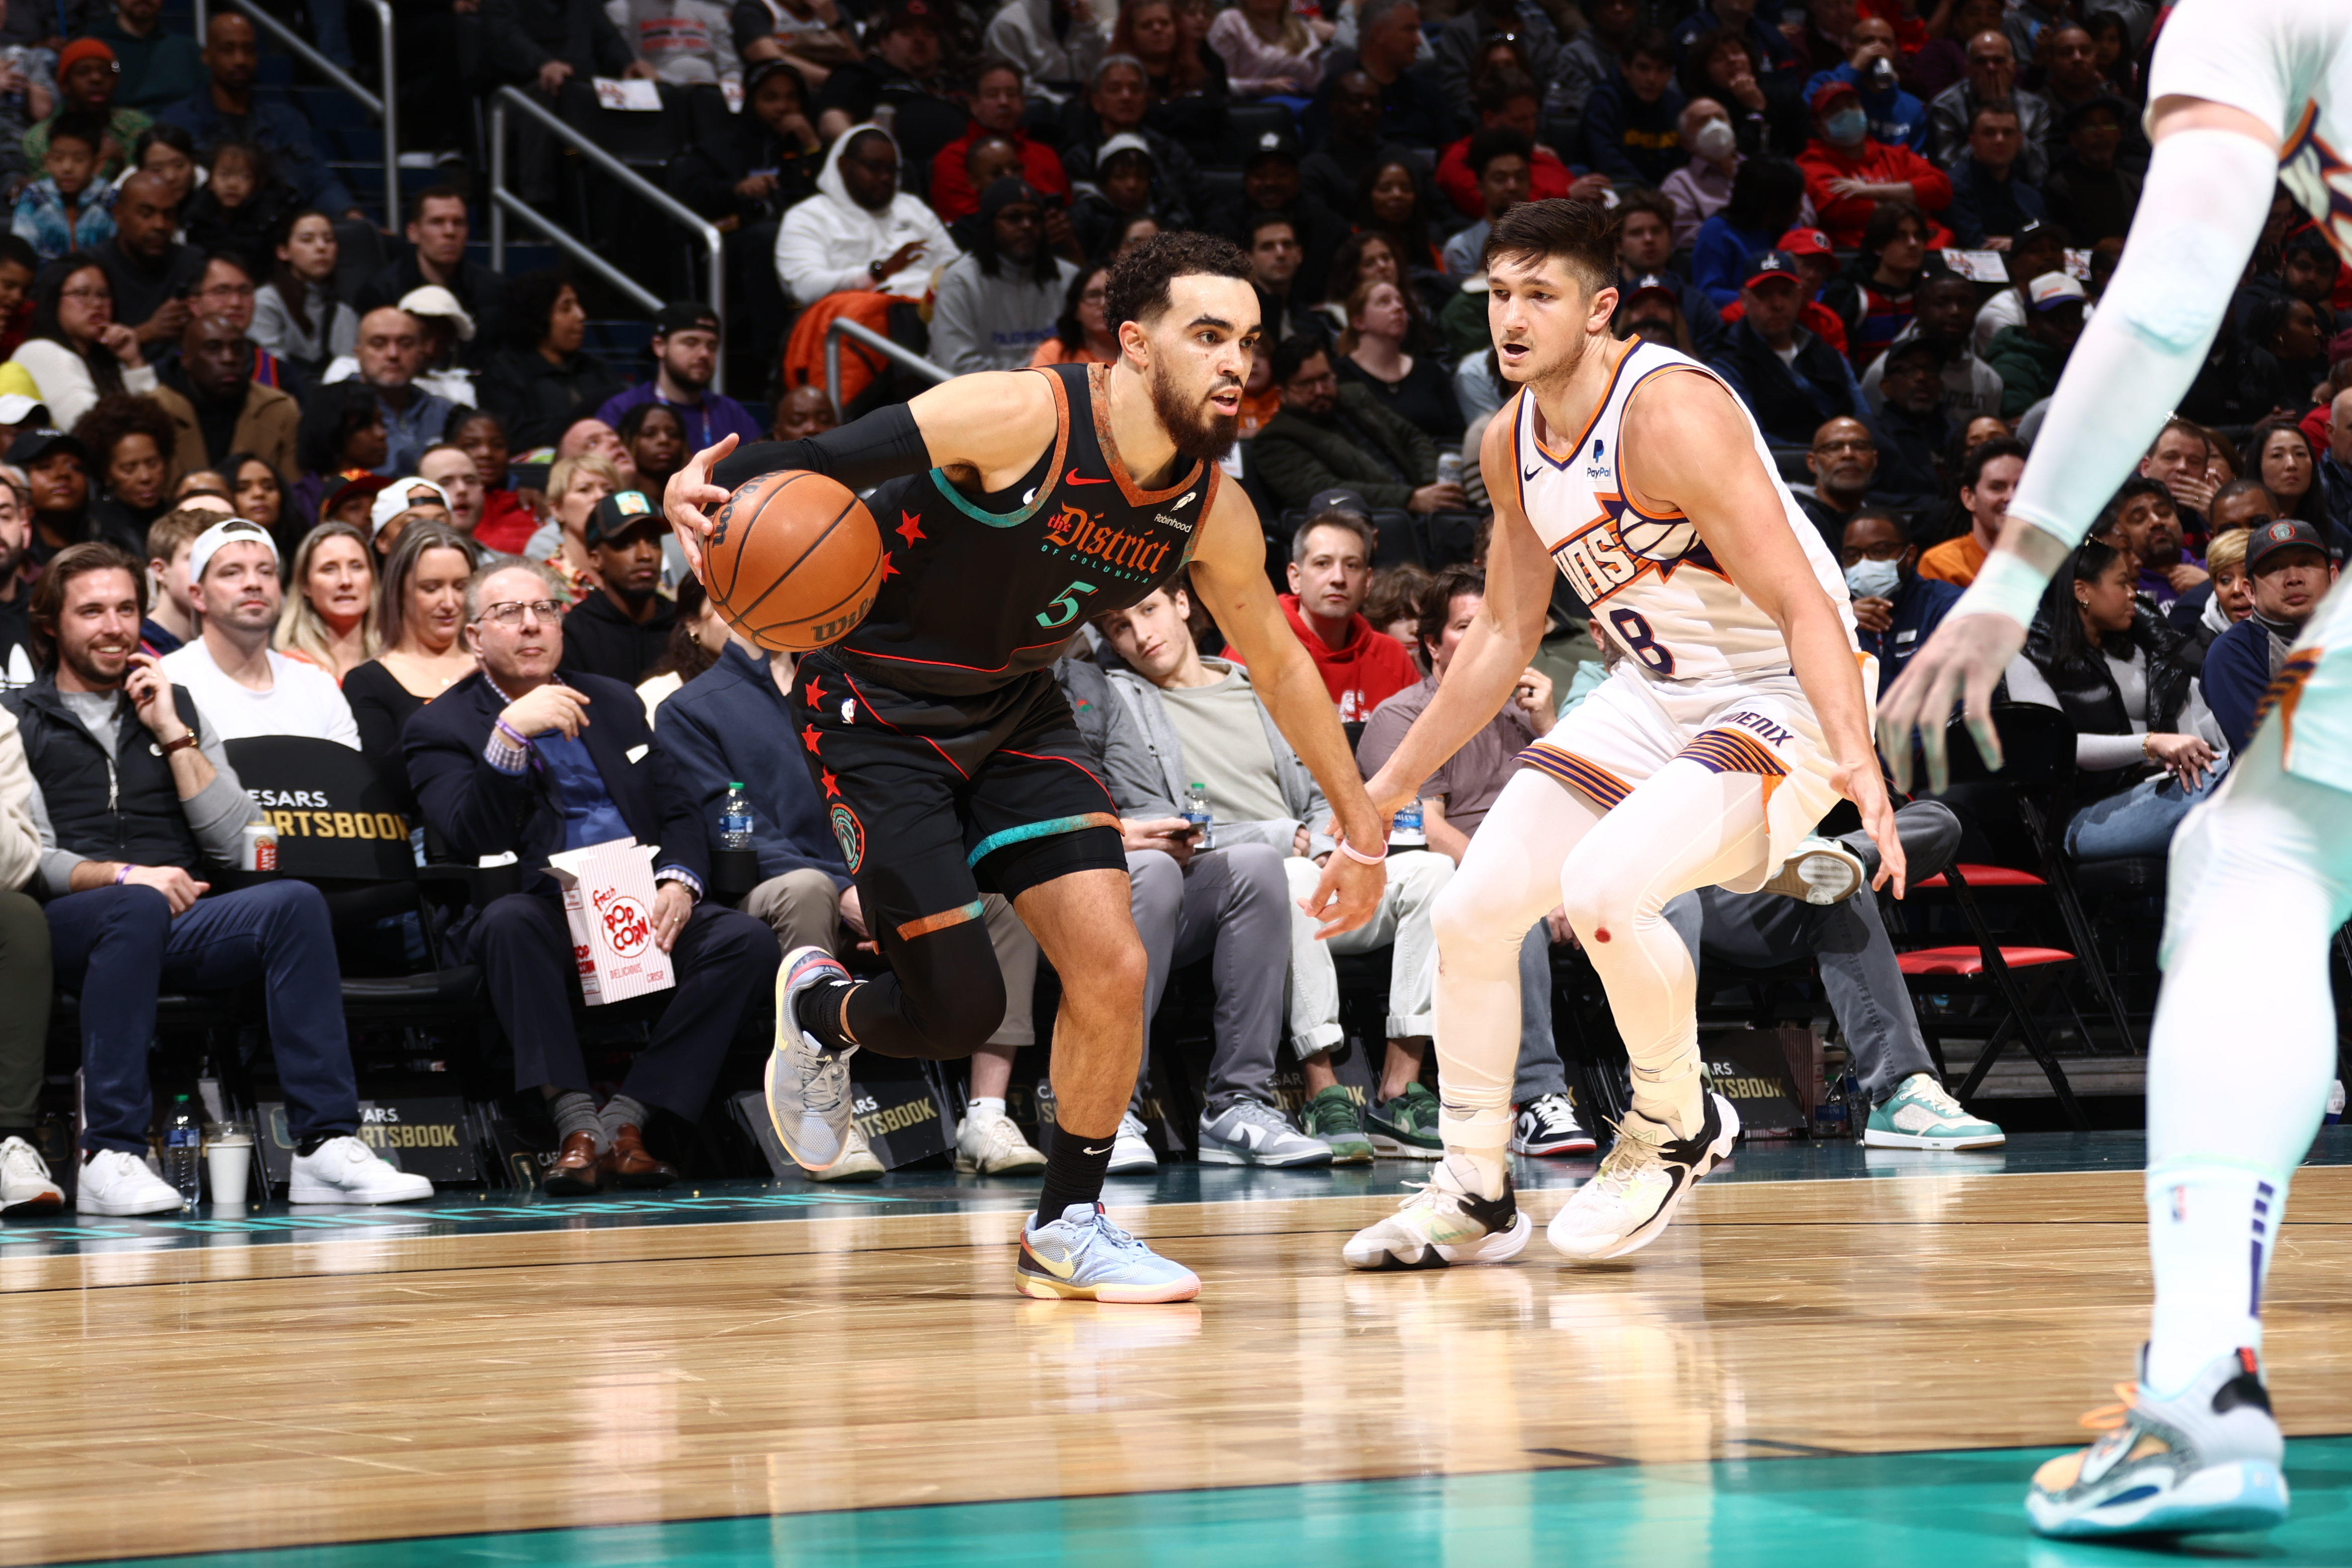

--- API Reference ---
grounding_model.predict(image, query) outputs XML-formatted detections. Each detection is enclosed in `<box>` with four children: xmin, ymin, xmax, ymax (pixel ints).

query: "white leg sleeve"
<box><xmin>1999</xmin><ymin>127</ymin><xmax>2279</xmax><ymax>553</ymax></box>
<box><xmin>2140</xmin><ymin>725</ymin><xmax>2352</xmax><ymax>1394</ymax></box>
<box><xmin>1558</xmin><ymin>760</ymin><xmax>1773</xmax><ymax>1136</ymax></box>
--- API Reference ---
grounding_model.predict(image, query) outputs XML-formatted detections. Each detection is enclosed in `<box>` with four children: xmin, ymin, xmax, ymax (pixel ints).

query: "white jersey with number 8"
<box><xmin>1506</xmin><ymin>336</ymin><xmax>1857</xmax><ymax>685</ymax></box>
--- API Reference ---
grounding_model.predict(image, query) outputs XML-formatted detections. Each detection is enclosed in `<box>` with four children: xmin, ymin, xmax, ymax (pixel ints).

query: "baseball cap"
<box><xmin>0</xmin><ymin>394</ymin><xmax>40</xmax><ymax>427</ymax></box>
<box><xmin>5</xmin><ymin>428</ymin><xmax>83</xmax><ymax>467</ymax></box>
<box><xmin>187</xmin><ymin>517</ymin><xmax>277</xmax><ymax>583</ymax></box>
<box><xmin>1743</xmin><ymin>249</ymin><xmax>1801</xmax><ymax>289</ymax></box>
<box><xmin>1808</xmin><ymin>80</ymin><xmax>1861</xmax><ymax>116</ymax></box>
<box><xmin>1777</xmin><ymin>227</ymin><xmax>1834</xmax><ymax>258</ymax></box>
<box><xmin>878</xmin><ymin>0</ymin><xmax>938</xmax><ymax>32</ymax></box>
<box><xmin>654</xmin><ymin>301</ymin><xmax>720</xmax><ymax>339</ymax></box>
<box><xmin>2247</xmin><ymin>517</ymin><xmax>2328</xmax><ymax>572</ymax></box>
<box><xmin>1244</xmin><ymin>129</ymin><xmax>1302</xmax><ymax>168</ymax></box>
<box><xmin>369</xmin><ymin>476</ymin><xmax>451</xmax><ymax>539</ymax></box>
<box><xmin>1622</xmin><ymin>272</ymin><xmax>1680</xmax><ymax>306</ymax></box>
<box><xmin>397</xmin><ymin>284</ymin><xmax>475</xmax><ymax>342</ymax></box>
<box><xmin>586</xmin><ymin>488</ymin><xmax>663</xmax><ymax>549</ymax></box>
<box><xmin>2059</xmin><ymin>92</ymin><xmax>2131</xmax><ymax>134</ymax></box>
<box><xmin>1305</xmin><ymin>487</ymin><xmax>1371</xmax><ymax>520</ymax></box>
<box><xmin>977</xmin><ymin>176</ymin><xmax>1043</xmax><ymax>221</ymax></box>
<box><xmin>1096</xmin><ymin>132</ymin><xmax>1155</xmax><ymax>166</ymax></box>
<box><xmin>2027</xmin><ymin>272</ymin><xmax>2088</xmax><ymax>311</ymax></box>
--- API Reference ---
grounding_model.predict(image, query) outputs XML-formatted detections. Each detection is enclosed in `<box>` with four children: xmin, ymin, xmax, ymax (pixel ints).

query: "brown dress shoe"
<box><xmin>543</xmin><ymin>1131</ymin><xmax>605</xmax><ymax>1196</ymax></box>
<box><xmin>600</xmin><ymin>1124</ymin><xmax>678</xmax><ymax>1188</ymax></box>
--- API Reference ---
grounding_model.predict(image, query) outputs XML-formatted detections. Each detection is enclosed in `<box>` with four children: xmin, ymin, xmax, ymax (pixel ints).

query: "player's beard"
<box><xmin>1148</xmin><ymin>360</ymin><xmax>1240</xmax><ymax>464</ymax></box>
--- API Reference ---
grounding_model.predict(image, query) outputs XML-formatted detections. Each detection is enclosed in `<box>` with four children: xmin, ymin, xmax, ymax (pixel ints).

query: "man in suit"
<box><xmin>405</xmin><ymin>559</ymin><xmax>780</xmax><ymax>1197</ymax></box>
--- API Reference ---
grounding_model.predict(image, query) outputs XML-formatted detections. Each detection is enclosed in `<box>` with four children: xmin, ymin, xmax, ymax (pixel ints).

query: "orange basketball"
<box><xmin>704</xmin><ymin>470</ymin><xmax>884</xmax><ymax>652</ymax></box>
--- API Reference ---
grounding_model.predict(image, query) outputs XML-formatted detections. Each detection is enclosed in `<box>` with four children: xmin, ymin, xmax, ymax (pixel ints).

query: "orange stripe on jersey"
<box><xmin>1677</xmin><ymin>729</ymin><xmax>1789</xmax><ymax>777</ymax></box>
<box><xmin>1530</xmin><ymin>336</ymin><xmax>1638</xmax><ymax>465</ymax></box>
<box><xmin>896</xmin><ymin>900</ymin><xmax>986</xmax><ymax>941</ymax></box>
<box><xmin>1519</xmin><ymin>742</ymin><xmax>1633</xmax><ymax>809</ymax></box>
<box><xmin>2255</xmin><ymin>648</ymin><xmax>2321</xmax><ymax>765</ymax></box>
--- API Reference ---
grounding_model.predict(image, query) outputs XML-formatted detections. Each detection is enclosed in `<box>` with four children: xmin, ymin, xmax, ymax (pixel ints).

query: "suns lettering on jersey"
<box><xmin>2279</xmin><ymin>103</ymin><xmax>2352</xmax><ymax>262</ymax></box>
<box><xmin>1549</xmin><ymin>495</ymin><xmax>1653</xmax><ymax>604</ymax></box>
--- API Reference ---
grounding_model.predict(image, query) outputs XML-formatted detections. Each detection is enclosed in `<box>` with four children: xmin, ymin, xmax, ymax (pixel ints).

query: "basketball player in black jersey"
<box><xmin>665</xmin><ymin>234</ymin><xmax>1387</xmax><ymax>1302</ymax></box>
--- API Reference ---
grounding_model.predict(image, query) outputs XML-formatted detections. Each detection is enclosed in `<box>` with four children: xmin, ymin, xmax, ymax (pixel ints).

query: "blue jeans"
<box><xmin>2066</xmin><ymin>765</ymin><xmax>2225</xmax><ymax>861</ymax></box>
<box><xmin>47</xmin><ymin>881</ymin><xmax>359</xmax><ymax>1155</ymax></box>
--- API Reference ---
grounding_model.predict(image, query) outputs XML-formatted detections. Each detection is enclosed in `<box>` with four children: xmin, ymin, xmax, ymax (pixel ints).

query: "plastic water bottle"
<box><xmin>1183</xmin><ymin>782</ymin><xmax>1214</xmax><ymax>850</ymax></box>
<box><xmin>720</xmin><ymin>783</ymin><xmax>754</xmax><ymax>851</ymax></box>
<box><xmin>1389</xmin><ymin>799</ymin><xmax>1426</xmax><ymax>850</ymax></box>
<box><xmin>2327</xmin><ymin>1080</ymin><xmax>2346</xmax><ymax>1126</ymax></box>
<box><xmin>163</xmin><ymin>1096</ymin><xmax>201</xmax><ymax>1208</ymax></box>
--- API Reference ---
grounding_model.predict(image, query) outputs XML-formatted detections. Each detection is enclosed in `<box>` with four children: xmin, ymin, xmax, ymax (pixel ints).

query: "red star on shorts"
<box><xmin>799</xmin><ymin>723</ymin><xmax>822</xmax><ymax>753</ymax></box>
<box><xmin>821</xmin><ymin>768</ymin><xmax>841</xmax><ymax>798</ymax></box>
<box><xmin>897</xmin><ymin>510</ymin><xmax>925</xmax><ymax>547</ymax></box>
<box><xmin>878</xmin><ymin>551</ymin><xmax>899</xmax><ymax>583</ymax></box>
<box><xmin>805</xmin><ymin>676</ymin><xmax>826</xmax><ymax>706</ymax></box>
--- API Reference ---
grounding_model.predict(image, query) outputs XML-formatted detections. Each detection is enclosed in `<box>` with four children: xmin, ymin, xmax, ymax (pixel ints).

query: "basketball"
<box><xmin>703</xmin><ymin>470</ymin><xmax>883</xmax><ymax>652</ymax></box>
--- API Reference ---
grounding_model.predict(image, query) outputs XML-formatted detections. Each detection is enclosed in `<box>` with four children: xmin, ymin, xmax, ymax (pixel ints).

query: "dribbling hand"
<box><xmin>1875</xmin><ymin>610</ymin><xmax>2028</xmax><ymax>795</ymax></box>
<box><xmin>1301</xmin><ymin>850</ymin><xmax>1384</xmax><ymax>941</ymax></box>
<box><xmin>664</xmin><ymin>432</ymin><xmax>740</xmax><ymax>582</ymax></box>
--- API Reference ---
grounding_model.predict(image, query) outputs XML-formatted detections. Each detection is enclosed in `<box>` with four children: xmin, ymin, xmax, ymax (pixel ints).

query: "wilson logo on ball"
<box><xmin>706</xmin><ymin>470</ymin><xmax>882</xmax><ymax>653</ymax></box>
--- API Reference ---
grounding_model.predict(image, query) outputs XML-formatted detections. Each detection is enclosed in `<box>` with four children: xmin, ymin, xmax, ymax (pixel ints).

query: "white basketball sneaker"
<box><xmin>1342</xmin><ymin>1159</ymin><xmax>1531</xmax><ymax>1270</ymax></box>
<box><xmin>2029</xmin><ymin>1346</ymin><xmax>2288</xmax><ymax>1539</ymax></box>
<box><xmin>1547</xmin><ymin>1092</ymin><xmax>1739</xmax><ymax>1261</ymax></box>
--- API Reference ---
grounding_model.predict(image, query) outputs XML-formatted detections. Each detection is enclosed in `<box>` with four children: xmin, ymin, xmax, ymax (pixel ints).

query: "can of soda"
<box><xmin>239</xmin><ymin>821</ymin><xmax>278</xmax><ymax>872</ymax></box>
<box><xmin>1436</xmin><ymin>452</ymin><xmax>1462</xmax><ymax>488</ymax></box>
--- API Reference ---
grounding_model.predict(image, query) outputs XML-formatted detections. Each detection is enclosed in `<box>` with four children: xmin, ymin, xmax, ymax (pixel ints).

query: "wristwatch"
<box><xmin>159</xmin><ymin>727</ymin><xmax>198</xmax><ymax>756</ymax></box>
<box><xmin>868</xmin><ymin>258</ymin><xmax>888</xmax><ymax>281</ymax></box>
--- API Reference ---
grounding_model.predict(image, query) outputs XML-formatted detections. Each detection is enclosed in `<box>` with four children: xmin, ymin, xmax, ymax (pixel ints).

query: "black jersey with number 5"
<box><xmin>804</xmin><ymin>362</ymin><xmax>1216</xmax><ymax>699</ymax></box>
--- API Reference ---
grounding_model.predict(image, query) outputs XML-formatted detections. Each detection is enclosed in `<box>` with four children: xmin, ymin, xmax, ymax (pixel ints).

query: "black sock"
<box><xmin>1034</xmin><ymin>1122</ymin><xmax>1115</xmax><ymax>1229</ymax></box>
<box><xmin>792</xmin><ymin>976</ymin><xmax>858</xmax><ymax>1053</ymax></box>
<box><xmin>295</xmin><ymin>1134</ymin><xmax>334</xmax><ymax>1157</ymax></box>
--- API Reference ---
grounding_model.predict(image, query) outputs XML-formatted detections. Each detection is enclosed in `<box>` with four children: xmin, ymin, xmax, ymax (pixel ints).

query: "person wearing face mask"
<box><xmin>1840</xmin><ymin>506</ymin><xmax>1959</xmax><ymax>698</ymax></box>
<box><xmin>1659</xmin><ymin>96</ymin><xmax>1747</xmax><ymax>249</ymax></box>
<box><xmin>1800</xmin><ymin>14</ymin><xmax>1925</xmax><ymax>153</ymax></box>
<box><xmin>1795</xmin><ymin>80</ymin><xmax>1953</xmax><ymax>251</ymax></box>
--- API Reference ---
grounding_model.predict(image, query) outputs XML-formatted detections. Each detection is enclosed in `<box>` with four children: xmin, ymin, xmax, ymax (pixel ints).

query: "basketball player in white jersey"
<box><xmin>1340</xmin><ymin>199</ymin><xmax>1903</xmax><ymax>1273</ymax></box>
<box><xmin>1877</xmin><ymin>0</ymin><xmax>2351</xmax><ymax>1539</ymax></box>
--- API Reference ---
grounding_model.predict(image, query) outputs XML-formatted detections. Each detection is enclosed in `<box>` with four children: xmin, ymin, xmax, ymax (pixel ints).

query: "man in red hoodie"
<box><xmin>1232</xmin><ymin>500</ymin><xmax>1419</xmax><ymax>722</ymax></box>
<box><xmin>1796</xmin><ymin>79</ymin><xmax>1953</xmax><ymax>250</ymax></box>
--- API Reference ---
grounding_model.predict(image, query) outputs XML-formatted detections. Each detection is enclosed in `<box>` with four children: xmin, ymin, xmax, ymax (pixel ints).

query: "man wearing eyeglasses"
<box><xmin>403</xmin><ymin>557</ymin><xmax>781</xmax><ymax>1196</ymax></box>
<box><xmin>1840</xmin><ymin>506</ymin><xmax>1958</xmax><ymax>700</ymax></box>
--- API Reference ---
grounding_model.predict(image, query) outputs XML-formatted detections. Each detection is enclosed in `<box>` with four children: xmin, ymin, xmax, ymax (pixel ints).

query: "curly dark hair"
<box><xmin>503</xmin><ymin>268</ymin><xmax>574</xmax><ymax>353</ymax></box>
<box><xmin>71</xmin><ymin>392</ymin><xmax>178</xmax><ymax>487</ymax></box>
<box><xmin>1103</xmin><ymin>230</ymin><xmax>1252</xmax><ymax>333</ymax></box>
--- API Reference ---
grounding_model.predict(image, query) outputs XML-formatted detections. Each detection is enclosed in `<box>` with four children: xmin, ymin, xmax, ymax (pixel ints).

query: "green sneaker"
<box><xmin>1864</xmin><ymin>1072</ymin><xmax>2006</xmax><ymax>1150</ymax></box>
<box><xmin>1301</xmin><ymin>1087</ymin><xmax>1373</xmax><ymax>1164</ymax></box>
<box><xmin>1365</xmin><ymin>1082</ymin><xmax>1443</xmax><ymax>1160</ymax></box>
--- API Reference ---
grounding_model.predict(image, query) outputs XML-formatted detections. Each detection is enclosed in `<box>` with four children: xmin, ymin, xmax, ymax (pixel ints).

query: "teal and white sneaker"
<box><xmin>1366</xmin><ymin>1082</ymin><xmax>1443</xmax><ymax>1159</ymax></box>
<box><xmin>1864</xmin><ymin>1072</ymin><xmax>2005</xmax><ymax>1150</ymax></box>
<box><xmin>1342</xmin><ymin>1161</ymin><xmax>1530</xmax><ymax>1270</ymax></box>
<box><xmin>1015</xmin><ymin>1202</ymin><xmax>1202</xmax><ymax>1302</ymax></box>
<box><xmin>2029</xmin><ymin>1347</ymin><xmax>2288</xmax><ymax>1539</ymax></box>
<box><xmin>1302</xmin><ymin>1086</ymin><xmax>1374</xmax><ymax>1164</ymax></box>
<box><xmin>766</xmin><ymin>945</ymin><xmax>858</xmax><ymax>1172</ymax></box>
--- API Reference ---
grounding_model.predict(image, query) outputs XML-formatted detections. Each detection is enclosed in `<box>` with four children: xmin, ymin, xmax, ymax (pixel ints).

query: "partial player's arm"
<box><xmin>1360</xmin><ymin>409</ymin><xmax>1554</xmax><ymax>821</ymax></box>
<box><xmin>661</xmin><ymin>372</ymin><xmax>1064</xmax><ymax>576</ymax></box>
<box><xmin>1622</xmin><ymin>371</ymin><xmax>1904</xmax><ymax>895</ymax></box>
<box><xmin>1877</xmin><ymin>91</ymin><xmax>2282</xmax><ymax>792</ymax></box>
<box><xmin>1186</xmin><ymin>480</ymin><xmax>1385</xmax><ymax>939</ymax></box>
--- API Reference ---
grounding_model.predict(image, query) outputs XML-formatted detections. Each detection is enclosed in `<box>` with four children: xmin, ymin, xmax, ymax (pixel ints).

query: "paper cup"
<box><xmin>205</xmin><ymin>1139</ymin><xmax>252</xmax><ymax>1204</ymax></box>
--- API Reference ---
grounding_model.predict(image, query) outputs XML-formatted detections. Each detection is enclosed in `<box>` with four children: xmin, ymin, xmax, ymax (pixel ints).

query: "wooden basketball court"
<box><xmin>7</xmin><ymin>1132</ymin><xmax>2350</xmax><ymax>1567</ymax></box>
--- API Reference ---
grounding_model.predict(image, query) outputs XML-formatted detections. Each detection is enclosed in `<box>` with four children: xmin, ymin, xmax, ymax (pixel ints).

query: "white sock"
<box><xmin>1439</xmin><ymin>1105</ymin><xmax>1511</xmax><ymax>1199</ymax></box>
<box><xmin>2144</xmin><ymin>1162</ymin><xmax>2279</xmax><ymax>1396</ymax></box>
<box><xmin>969</xmin><ymin>1096</ymin><xmax>1006</xmax><ymax>1120</ymax></box>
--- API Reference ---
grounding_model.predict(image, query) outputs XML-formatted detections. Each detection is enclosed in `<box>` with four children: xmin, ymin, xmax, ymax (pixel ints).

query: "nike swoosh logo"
<box><xmin>1522</xmin><ymin>466</ymin><xmax>1541</xmax><ymax>481</ymax></box>
<box><xmin>1066</xmin><ymin>470</ymin><xmax>1111</xmax><ymax>486</ymax></box>
<box><xmin>1082</xmin><ymin>1144</ymin><xmax>1113</xmax><ymax>1155</ymax></box>
<box><xmin>1022</xmin><ymin>1240</ymin><xmax>1078</xmax><ymax>1278</ymax></box>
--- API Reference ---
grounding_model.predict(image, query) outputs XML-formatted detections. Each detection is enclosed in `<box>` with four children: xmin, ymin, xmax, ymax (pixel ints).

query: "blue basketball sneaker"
<box><xmin>766</xmin><ymin>946</ymin><xmax>858</xmax><ymax>1172</ymax></box>
<box><xmin>1016</xmin><ymin>1202</ymin><xmax>1202</xmax><ymax>1302</ymax></box>
<box><xmin>2028</xmin><ymin>1347</ymin><xmax>2288</xmax><ymax>1539</ymax></box>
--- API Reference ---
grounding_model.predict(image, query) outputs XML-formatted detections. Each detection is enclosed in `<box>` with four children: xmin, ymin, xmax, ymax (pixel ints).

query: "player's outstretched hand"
<box><xmin>1875</xmin><ymin>610</ymin><xmax>2027</xmax><ymax>795</ymax></box>
<box><xmin>664</xmin><ymin>432</ymin><xmax>739</xmax><ymax>582</ymax></box>
<box><xmin>1302</xmin><ymin>850</ymin><xmax>1384</xmax><ymax>941</ymax></box>
<box><xmin>1833</xmin><ymin>757</ymin><xmax>1906</xmax><ymax>898</ymax></box>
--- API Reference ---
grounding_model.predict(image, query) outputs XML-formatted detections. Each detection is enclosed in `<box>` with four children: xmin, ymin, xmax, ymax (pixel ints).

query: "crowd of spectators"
<box><xmin>0</xmin><ymin>0</ymin><xmax>2324</xmax><ymax>1207</ymax></box>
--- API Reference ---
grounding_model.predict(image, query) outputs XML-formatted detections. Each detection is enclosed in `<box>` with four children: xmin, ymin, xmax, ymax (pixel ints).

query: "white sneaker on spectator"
<box><xmin>76</xmin><ymin>1149</ymin><xmax>184</xmax><ymax>1215</ymax></box>
<box><xmin>290</xmin><ymin>1136</ymin><xmax>435</xmax><ymax>1205</ymax></box>
<box><xmin>955</xmin><ymin>1105</ymin><xmax>1047</xmax><ymax>1175</ymax></box>
<box><xmin>0</xmin><ymin>1136</ymin><xmax>62</xmax><ymax>1216</ymax></box>
<box><xmin>1107</xmin><ymin>1111</ymin><xmax>1159</xmax><ymax>1174</ymax></box>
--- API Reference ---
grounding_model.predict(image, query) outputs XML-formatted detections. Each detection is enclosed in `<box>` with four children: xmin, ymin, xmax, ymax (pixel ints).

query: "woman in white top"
<box><xmin>1206</xmin><ymin>0</ymin><xmax>1325</xmax><ymax>98</ymax></box>
<box><xmin>2005</xmin><ymin>535</ymin><xmax>2223</xmax><ymax>862</ymax></box>
<box><xmin>6</xmin><ymin>255</ymin><xmax>155</xmax><ymax>430</ymax></box>
<box><xmin>251</xmin><ymin>209</ymin><xmax>357</xmax><ymax>377</ymax></box>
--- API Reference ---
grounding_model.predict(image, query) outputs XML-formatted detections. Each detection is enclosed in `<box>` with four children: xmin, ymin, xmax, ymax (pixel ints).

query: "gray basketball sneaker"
<box><xmin>2029</xmin><ymin>1346</ymin><xmax>2289</xmax><ymax>1539</ymax></box>
<box><xmin>766</xmin><ymin>945</ymin><xmax>859</xmax><ymax>1172</ymax></box>
<box><xmin>1197</xmin><ymin>1099</ymin><xmax>1333</xmax><ymax>1167</ymax></box>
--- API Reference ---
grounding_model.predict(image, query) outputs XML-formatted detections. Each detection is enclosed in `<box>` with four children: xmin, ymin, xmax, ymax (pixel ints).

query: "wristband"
<box><xmin>113</xmin><ymin>863</ymin><xmax>130</xmax><ymax>885</ymax></box>
<box><xmin>494</xmin><ymin>717</ymin><xmax>529</xmax><ymax>749</ymax></box>
<box><xmin>1949</xmin><ymin>548</ymin><xmax>2052</xmax><ymax>630</ymax></box>
<box><xmin>1335</xmin><ymin>837</ymin><xmax>1386</xmax><ymax>865</ymax></box>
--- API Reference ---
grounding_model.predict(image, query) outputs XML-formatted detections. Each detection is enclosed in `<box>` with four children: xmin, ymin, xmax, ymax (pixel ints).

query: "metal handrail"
<box><xmin>193</xmin><ymin>0</ymin><xmax>397</xmax><ymax>230</ymax></box>
<box><xmin>823</xmin><ymin>318</ymin><xmax>949</xmax><ymax>420</ymax></box>
<box><xmin>488</xmin><ymin>86</ymin><xmax>728</xmax><ymax>393</ymax></box>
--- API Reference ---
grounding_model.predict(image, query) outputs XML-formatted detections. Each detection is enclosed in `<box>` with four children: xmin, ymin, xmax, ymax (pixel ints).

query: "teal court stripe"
<box><xmin>67</xmin><ymin>1437</ymin><xmax>2352</xmax><ymax>1568</ymax></box>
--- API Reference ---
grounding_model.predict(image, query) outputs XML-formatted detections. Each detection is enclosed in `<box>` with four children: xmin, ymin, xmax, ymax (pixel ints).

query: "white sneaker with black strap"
<box><xmin>1511</xmin><ymin>1093</ymin><xmax>1597</xmax><ymax>1156</ymax></box>
<box><xmin>1342</xmin><ymin>1159</ymin><xmax>1530</xmax><ymax>1270</ymax></box>
<box><xmin>1547</xmin><ymin>1093</ymin><xmax>1739</xmax><ymax>1261</ymax></box>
